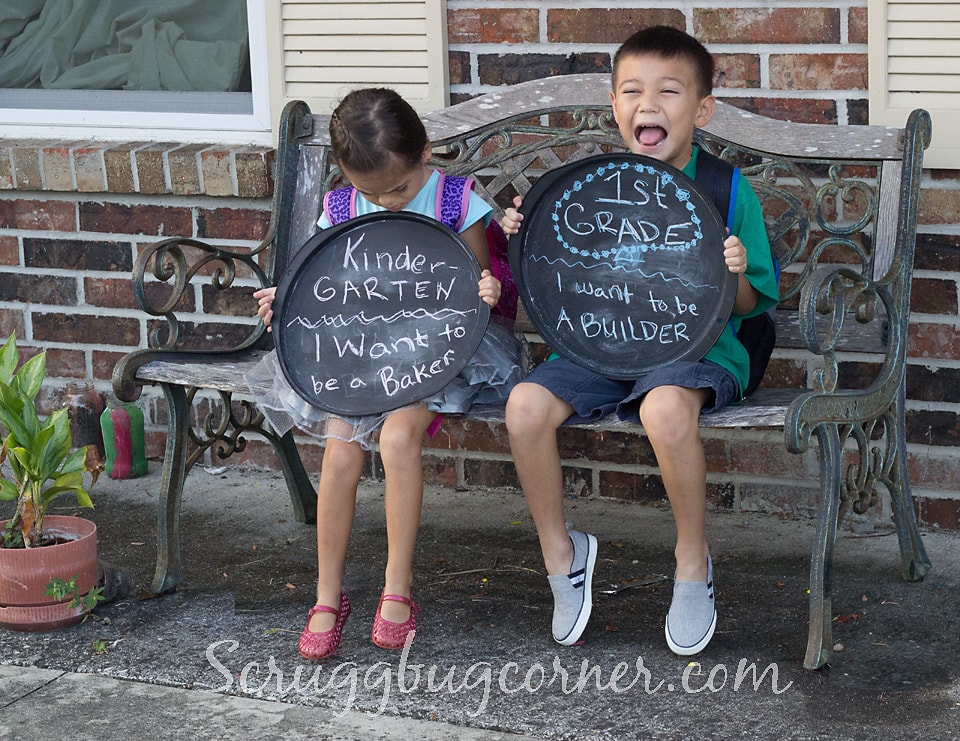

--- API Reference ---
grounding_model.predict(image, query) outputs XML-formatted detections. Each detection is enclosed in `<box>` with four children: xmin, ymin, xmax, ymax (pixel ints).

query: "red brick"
<box><xmin>0</xmin><ymin>146</ymin><xmax>13</xmax><ymax>189</ymax></box>
<box><xmin>92</xmin><ymin>350</ymin><xmax>127</xmax><ymax>382</ymax></box>
<box><xmin>0</xmin><ymin>235</ymin><xmax>18</xmax><ymax>265</ymax></box>
<box><xmin>448</xmin><ymin>8</ymin><xmax>540</xmax><ymax>44</ymax></box>
<box><xmin>196</xmin><ymin>207</ymin><xmax>270</xmax><ymax>241</ymax></box>
<box><xmin>919</xmin><ymin>188</ymin><xmax>960</xmax><ymax>226</ymax></box>
<box><xmin>201</xmin><ymin>284</ymin><xmax>259</xmax><ymax>318</ymax></box>
<box><xmin>200</xmin><ymin>148</ymin><xmax>234</xmax><ymax>197</ymax></box>
<box><xmin>448</xmin><ymin>51</ymin><xmax>470</xmax><ymax>86</ymax></box>
<box><xmin>463</xmin><ymin>457</ymin><xmax>519</xmax><ymax>490</ymax></box>
<box><xmin>0</xmin><ymin>310</ymin><xmax>25</xmax><ymax>339</ymax></box>
<box><xmin>848</xmin><ymin>7</ymin><xmax>868</xmax><ymax>45</ymax></box>
<box><xmin>11</xmin><ymin>142</ymin><xmax>42</xmax><ymax>190</ymax></box>
<box><xmin>909</xmin><ymin>322</ymin><xmax>960</xmax><ymax>360</ymax></box>
<box><xmin>72</xmin><ymin>144</ymin><xmax>107</xmax><ymax>193</ymax></box>
<box><xmin>3</xmin><ymin>199</ymin><xmax>77</xmax><ymax>231</ymax></box>
<box><xmin>695</xmin><ymin>8</ymin><xmax>840</xmax><ymax>45</ymax></box>
<box><xmin>41</xmin><ymin>143</ymin><xmax>76</xmax><ymax>191</ymax></box>
<box><xmin>721</xmin><ymin>437</ymin><xmax>813</xmax><ymax>478</ymax></box>
<box><xmin>235</xmin><ymin>147</ymin><xmax>274</xmax><ymax>199</ymax></box>
<box><xmin>917</xmin><ymin>496</ymin><xmax>960</xmax><ymax>530</ymax></box>
<box><xmin>546</xmin><ymin>9</ymin><xmax>683</xmax><ymax>44</ymax></box>
<box><xmin>908</xmin><ymin>451</ymin><xmax>960</xmax><ymax>490</ymax></box>
<box><xmin>910</xmin><ymin>277</ymin><xmax>958</xmax><ymax>315</ymax></box>
<box><xmin>598</xmin><ymin>470</ymin><xmax>664</xmax><ymax>503</ymax></box>
<box><xmin>478</xmin><ymin>53</ymin><xmax>610</xmax><ymax>86</ymax></box>
<box><xmin>0</xmin><ymin>273</ymin><xmax>77</xmax><ymax>305</ymax></box>
<box><xmin>714</xmin><ymin>54</ymin><xmax>762</xmax><ymax>89</ymax></box>
<box><xmin>769</xmin><ymin>54</ymin><xmax>867</xmax><ymax>91</ymax></box>
<box><xmin>33</xmin><ymin>313</ymin><xmax>141</xmax><ymax>346</ymax></box>
<box><xmin>723</xmin><ymin>97</ymin><xmax>837</xmax><ymax>125</ymax></box>
<box><xmin>421</xmin><ymin>454</ymin><xmax>459</xmax><ymax>488</ymax></box>
<box><xmin>428</xmin><ymin>417</ymin><xmax>512</xmax><ymax>456</ymax></box>
<box><xmin>84</xmin><ymin>277</ymin><xmax>136</xmax><ymax>310</ymax></box>
<box><xmin>135</xmin><ymin>143</ymin><xmax>177</xmax><ymax>194</ymax></box>
<box><xmin>79</xmin><ymin>202</ymin><xmax>193</xmax><ymax>237</ymax></box>
<box><xmin>103</xmin><ymin>144</ymin><xmax>142</xmax><ymax>194</ymax></box>
<box><xmin>23</xmin><ymin>238</ymin><xmax>133</xmax><ymax>272</ymax></box>
<box><xmin>167</xmin><ymin>145</ymin><xmax>205</xmax><ymax>196</ymax></box>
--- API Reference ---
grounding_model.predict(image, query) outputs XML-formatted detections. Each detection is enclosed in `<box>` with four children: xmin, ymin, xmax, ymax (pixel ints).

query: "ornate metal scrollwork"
<box><xmin>134</xmin><ymin>237</ymin><xmax>271</xmax><ymax>350</ymax></box>
<box><xmin>185</xmin><ymin>387</ymin><xmax>278</xmax><ymax>469</ymax></box>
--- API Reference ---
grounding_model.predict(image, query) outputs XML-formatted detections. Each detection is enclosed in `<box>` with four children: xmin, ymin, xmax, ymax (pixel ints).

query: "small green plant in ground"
<box><xmin>45</xmin><ymin>574</ymin><xmax>106</xmax><ymax>653</ymax></box>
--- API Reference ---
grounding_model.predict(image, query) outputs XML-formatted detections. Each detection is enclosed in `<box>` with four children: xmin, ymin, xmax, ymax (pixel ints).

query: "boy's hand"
<box><xmin>253</xmin><ymin>286</ymin><xmax>277</xmax><ymax>331</ymax></box>
<box><xmin>478</xmin><ymin>269</ymin><xmax>501</xmax><ymax>307</ymax></box>
<box><xmin>501</xmin><ymin>195</ymin><xmax>524</xmax><ymax>235</ymax></box>
<box><xmin>723</xmin><ymin>234</ymin><xmax>747</xmax><ymax>275</ymax></box>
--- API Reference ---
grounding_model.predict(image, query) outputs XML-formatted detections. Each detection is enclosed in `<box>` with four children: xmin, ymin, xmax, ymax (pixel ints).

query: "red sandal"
<box><xmin>371</xmin><ymin>591</ymin><xmax>419</xmax><ymax>650</ymax></box>
<box><xmin>298</xmin><ymin>592</ymin><xmax>350</xmax><ymax>660</ymax></box>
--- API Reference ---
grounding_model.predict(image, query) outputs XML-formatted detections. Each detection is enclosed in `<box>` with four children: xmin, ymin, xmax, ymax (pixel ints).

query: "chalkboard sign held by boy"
<box><xmin>501</xmin><ymin>26</ymin><xmax>779</xmax><ymax>656</ymax></box>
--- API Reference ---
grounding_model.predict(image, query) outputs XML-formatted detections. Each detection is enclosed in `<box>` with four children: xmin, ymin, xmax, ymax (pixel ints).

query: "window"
<box><xmin>0</xmin><ymin>0</ymin><xmax>272</xmax><ymax>144</ymax></box>
<box><xmin>868</xmin><ymin>0</ymin><xmax>960</xmax><ymax>168</ymax></box>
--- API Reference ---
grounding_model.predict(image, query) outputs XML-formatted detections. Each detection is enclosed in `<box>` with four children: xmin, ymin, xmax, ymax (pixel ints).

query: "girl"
<box><xmin>250</xmin><ymin>88</ymin><xmax>521</xmax><ymax>660</ymax></box>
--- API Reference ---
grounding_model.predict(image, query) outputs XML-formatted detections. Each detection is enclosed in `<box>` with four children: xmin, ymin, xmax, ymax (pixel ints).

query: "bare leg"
<box><xmin>309</xmin><ymin>430</ymin><xmax>365</xmax><ymax>632</ymax></box>
<box><xmin>377</xmin><ymin>404</ymin><xmax>437</xmax><ymax>623</ymax></box>
<box><xmin>506</xmin><ymin>382</ymin><xmax>576</xmax><ymax>575</ymax></box>
<box><xmin>639</xmin><ymin>385</ymin><xmax>711</xmax><ymax>581</ymax></box>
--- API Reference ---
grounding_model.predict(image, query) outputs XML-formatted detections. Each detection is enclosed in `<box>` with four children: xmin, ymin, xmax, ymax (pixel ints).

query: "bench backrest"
<box><xmin>268</xmin><ymin>74</ymin><xmax>930</xmax><ymax>393</ymax></box>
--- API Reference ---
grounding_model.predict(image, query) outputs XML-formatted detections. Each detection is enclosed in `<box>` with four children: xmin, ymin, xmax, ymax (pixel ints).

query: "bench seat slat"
<box><xmin>136</xmin><ymin>355</ymin><xmax>797</xmax><ymax>429</ymax></box>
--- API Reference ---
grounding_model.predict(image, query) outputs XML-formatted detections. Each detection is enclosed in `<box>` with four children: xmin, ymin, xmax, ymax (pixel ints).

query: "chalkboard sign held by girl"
<box><xmin>248</xmin><ymin>88</ymin><xmax>522</xmax><ymax>659</ymax></box>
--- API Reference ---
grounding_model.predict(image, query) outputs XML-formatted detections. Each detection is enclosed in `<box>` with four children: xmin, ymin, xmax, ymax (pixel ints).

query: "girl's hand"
<box><xmin>253</xmin><ymin>286</ymin><xmax>277</xmax><ymax>330</ymax></box>
<box><xmin>478</xmin><ymin>269</ymin><xmax>501</xmax><ymax>307</ymax></box>
<box><xmin>501</xmin><ymin>195</ymin><xmax>524</xmax><ymax>235</ymax></box>
<box><xmin>723</xmin><ymin>234</ymin><xmax>747</xmax><ymax>275</ymax></box>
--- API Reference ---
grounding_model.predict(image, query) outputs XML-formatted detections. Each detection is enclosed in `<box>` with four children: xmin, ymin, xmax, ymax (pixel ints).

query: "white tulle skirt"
<box><xmin>245</xmin><ymin>320</ymin><xmax>523</xmax><ymax>450</ymax></box>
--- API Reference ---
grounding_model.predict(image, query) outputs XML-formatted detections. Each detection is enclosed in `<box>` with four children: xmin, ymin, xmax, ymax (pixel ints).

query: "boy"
<box><xmin>502</xmin><ymin>25</ymin><xmax>779</xmax><ymax>655</ymax></box>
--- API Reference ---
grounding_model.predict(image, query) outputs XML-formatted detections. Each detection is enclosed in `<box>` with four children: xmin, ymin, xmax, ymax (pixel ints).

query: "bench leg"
<box><xmin>804</xmin><ymin>424</ymin><xmax>841</xmax><ymax>670</ymax></box>
<box><xmin>887</xmin><ymin>428</ymin><xmax>932</xmax><ymax>582</ymax></box>
<box><xmin>151</xmin><ymin>383</ymin><xmax>190</xmax><ymax>595</ymax></box>
<box><xmin>266</xmin><ymin>430</ymin><xmax>317</xmax><ymax>524</ymax></box>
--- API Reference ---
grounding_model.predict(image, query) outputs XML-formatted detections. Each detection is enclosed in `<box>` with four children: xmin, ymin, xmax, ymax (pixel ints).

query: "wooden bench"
<box><xmin>113</xmin><ymin>73</ymin><xmax>932</xmax><ymax>670</ymax></box>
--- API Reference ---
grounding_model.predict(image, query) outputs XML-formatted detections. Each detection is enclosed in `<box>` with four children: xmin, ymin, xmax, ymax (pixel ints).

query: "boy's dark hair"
<box><xmin>613</xmin><ymin>25</ymin><xmax>714</xmax><ymax>99</ymax></box>
<box><xmin>329</xmin><ymin>87</ymin><xmax>429</xmax><ymax>173</ymax></box>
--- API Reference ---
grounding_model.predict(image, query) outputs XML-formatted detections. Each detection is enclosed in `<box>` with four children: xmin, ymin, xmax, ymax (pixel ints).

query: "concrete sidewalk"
<box><xmin>1</xmin><ymin>466</ymin><xmax>958</xmax><ymax>739</ymax></box>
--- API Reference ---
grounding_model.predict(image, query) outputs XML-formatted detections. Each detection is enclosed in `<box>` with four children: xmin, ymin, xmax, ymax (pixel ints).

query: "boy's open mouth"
<box><xmin>636</xmin><ymin>125</ymin><xmax>667</xmax><ymax>146</ymax></box>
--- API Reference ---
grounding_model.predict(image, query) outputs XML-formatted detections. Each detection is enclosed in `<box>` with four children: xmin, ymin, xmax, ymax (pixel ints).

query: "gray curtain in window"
<box><xmin>0</xmin><ymin>0</ymin><xmax>248</xmax><ymax>91</ymax></box>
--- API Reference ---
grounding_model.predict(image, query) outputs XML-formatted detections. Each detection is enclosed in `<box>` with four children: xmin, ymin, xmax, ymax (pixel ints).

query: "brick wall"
<box><xmin>1</xmin><ymin>1</ymin><xmax>959</xmax><ymax>530</ymax></box>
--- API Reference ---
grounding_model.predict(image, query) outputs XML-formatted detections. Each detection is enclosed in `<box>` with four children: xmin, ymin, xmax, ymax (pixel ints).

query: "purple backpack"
<box><xmin>322</xmin><ymin>173</ymin><xmax>518</xmax><ymax>328</ymax></box>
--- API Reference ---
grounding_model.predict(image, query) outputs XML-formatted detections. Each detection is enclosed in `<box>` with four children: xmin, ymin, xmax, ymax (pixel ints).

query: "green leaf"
<box><xmin>0</xmin><ymin>334</ymin><xmax>17</xmax><ymax>385</ymax></box>
<box><xmin>0</xmin><ymin>478</ymin><xmax>17</xmax><ymax>500</ymax></box>
<box><xmin>13</xmin><ymin>352</ymin><xmax>45</xmax><ymax>401</ymax></box>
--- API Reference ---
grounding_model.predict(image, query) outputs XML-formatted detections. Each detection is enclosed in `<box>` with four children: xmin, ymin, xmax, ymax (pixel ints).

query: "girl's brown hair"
<box><xmin>329</xmin><ymin>87</ymin><xmax>429</xmax><ymax>173</ymax></box>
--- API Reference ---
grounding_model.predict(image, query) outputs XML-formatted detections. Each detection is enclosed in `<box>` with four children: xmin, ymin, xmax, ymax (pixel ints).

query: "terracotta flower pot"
<box><xmin>0</xmin><ymin>516</ymin><xmax>98</xmax><ymax>632</ymax></box>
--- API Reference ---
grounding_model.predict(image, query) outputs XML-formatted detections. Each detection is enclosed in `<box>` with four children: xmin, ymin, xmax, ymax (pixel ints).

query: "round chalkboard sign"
<box><xmin>274</xmin><ymin>212</ymin><xmax>490</xmax><ymax>416</ymax></box>
<box><xmin>509</xmin><ymin>152</ymin><xmax>736</xmax><ymax>379</ymax></box>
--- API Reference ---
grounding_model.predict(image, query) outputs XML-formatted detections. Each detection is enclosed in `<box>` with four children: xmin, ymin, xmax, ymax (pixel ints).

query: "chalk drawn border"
<box><xmin>274</xmin><ymin>211</ymin><xmax>489</xmax><ymax>416</ymax></box>
<box><xmin>508</xmin><ymin>152</ymin><xmax>736</xmax><ymax>379</ymax></box>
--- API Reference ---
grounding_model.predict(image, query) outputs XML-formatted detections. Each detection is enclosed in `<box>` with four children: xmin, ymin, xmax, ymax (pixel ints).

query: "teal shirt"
<box><xmin>684</xmin><ymin>147</ymin><xmax>779</xmax><ymax>394</ymax></box>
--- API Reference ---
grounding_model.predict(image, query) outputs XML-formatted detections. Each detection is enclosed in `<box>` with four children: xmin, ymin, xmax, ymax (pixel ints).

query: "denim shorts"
<box><xmin>520</xmin><ymin>358</ymin><xmax>739</xmax><ymax>425</ymax></box>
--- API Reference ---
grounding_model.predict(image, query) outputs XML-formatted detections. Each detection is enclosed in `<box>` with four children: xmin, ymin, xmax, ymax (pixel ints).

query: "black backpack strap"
<box><xmin>694</xmin><ymin>148</ymin><xmax>738</xmax><ymax>231</ymax></box>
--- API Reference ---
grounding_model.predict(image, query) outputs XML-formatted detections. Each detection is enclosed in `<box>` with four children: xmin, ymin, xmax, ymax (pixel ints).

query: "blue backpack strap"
<box><xmin>322</xmin><ymin>185</ymin><xmax>356</xmax><ymax>226</ymax></box>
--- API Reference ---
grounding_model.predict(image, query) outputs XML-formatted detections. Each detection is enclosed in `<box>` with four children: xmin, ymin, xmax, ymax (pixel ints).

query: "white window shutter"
<box><xmin>267</xmin><ymin>0</ymin><xmax>449</xmax><ymax>122</ymax></box>
<box><xmin>869</xmin><ymin>0</ymin><xmax>960</xmax><ymax>168</ymax></box>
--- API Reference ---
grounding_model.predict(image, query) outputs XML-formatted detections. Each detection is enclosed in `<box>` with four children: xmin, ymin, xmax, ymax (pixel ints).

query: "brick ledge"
<box><xmin>0</xmin><ymin>139</ymin><xmax>275</xmax><ymax>199</ymax></box>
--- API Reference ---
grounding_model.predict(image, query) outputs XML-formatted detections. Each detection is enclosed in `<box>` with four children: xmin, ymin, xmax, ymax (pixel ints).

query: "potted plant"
<box><xmin>0</xmin><ymin>333</ymin><xmax>103</xmax><ymax>631</ymax></box>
